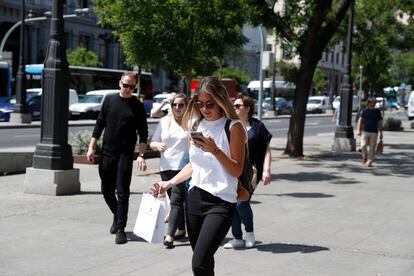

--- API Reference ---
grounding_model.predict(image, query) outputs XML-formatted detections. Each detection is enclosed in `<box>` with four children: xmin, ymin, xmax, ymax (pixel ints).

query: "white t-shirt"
<box><xmin>151</xmin><ymin>115</ymin><xmax>188</xmax><ymax>171</ymax></box>
<box><xmin>189</xmin><ymin>116</ymin><xmax>242</xmax><ymax>203</ymax></box>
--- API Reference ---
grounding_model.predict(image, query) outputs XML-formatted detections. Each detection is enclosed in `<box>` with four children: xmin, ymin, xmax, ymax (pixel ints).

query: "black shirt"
<box><xmin>247</xmin><ymin>117</ymin><xmax>272</xmax><ymax>183</ymax></box>
<box><xmin>92</xmin><ymin>93</ymin><xmax>148</xmax><ymax>156</ymax></box>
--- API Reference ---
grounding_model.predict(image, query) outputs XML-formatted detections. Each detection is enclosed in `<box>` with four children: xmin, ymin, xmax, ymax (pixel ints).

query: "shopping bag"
<box><xmin>157</xmin><ymin>191</ymin><xmax>171</xmax><ymax>223</ymax></box>
<box><xmin>376</xmin><ymin>139</ymin><xmax>383</xmax><ymax>155</ymax></box>
<box><xmin>133</xmin><ymin>193</ymin><xmax>165</xmax><ymax>244</ymax></box>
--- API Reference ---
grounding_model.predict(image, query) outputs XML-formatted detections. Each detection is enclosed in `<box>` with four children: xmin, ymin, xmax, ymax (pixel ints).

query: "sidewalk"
<box><xmin>1</xmin><ymin>126</ymin><xmax>414</xmax><ymax>275</ymax></box>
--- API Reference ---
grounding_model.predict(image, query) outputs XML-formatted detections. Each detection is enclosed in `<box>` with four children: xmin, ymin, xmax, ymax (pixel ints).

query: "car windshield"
<box><xmin>80</xmin><ymin>95</ymin><xmax>103</xmax><ymax>103</ymax></box>
<box><xmin>308</xmin><ymin>99</ymin><xmax>322</xmax><ymax>104</ymax></box>
<box><xmin>155</xmin><ymin>96</ymin><xmax>168</xmax><ymax>104</ymax></box>
<box><xmin>27</xmin><ymin>91</ymin><xmax>40</xmax><ymax>100</ymax></box>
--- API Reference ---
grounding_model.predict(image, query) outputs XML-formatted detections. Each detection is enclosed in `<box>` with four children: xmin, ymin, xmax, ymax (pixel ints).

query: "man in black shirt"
<box><xmin>87</xmin><ymin>71</ymin><xmax>148</xmax><ymax>244</ymax></box>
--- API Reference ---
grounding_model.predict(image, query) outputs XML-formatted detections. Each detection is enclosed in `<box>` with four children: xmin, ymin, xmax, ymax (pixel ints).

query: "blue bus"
<box><xmin>0</xmin><ymin>61</ymin><xmax>12</xmax><ymax>97</ymax></box>
<box><xmin>25</xmin><ymin>64</ymin><xmax>154</xmax><ymax>114</ymax></box>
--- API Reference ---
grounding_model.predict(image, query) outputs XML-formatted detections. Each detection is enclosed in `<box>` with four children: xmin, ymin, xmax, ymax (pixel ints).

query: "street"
<box><xmin>0</xmin><ymin>116</ymin><xmax>339</xmax><ymax>149</ymax></box>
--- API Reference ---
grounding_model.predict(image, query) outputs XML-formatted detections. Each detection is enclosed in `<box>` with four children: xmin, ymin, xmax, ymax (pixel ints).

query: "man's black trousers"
<box><xmin>99</xmin><ymin>154</ymin><xmax>134</xmax><ymax>230</ymax></box>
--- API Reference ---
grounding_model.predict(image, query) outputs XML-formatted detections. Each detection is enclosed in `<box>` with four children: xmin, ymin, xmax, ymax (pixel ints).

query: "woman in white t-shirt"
<box><xmin>151</xmin><ymin>76</ymin><xmax>246</xmax><ymax>275</ymax></box>
<box><xmin>150</xmin><ymin>93</ymin><xmax>189</xmax><ymax>248</ymax></box>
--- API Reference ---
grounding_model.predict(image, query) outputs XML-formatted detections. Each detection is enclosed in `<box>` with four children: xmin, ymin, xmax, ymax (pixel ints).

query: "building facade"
<box><xmin>0</xmin><ymin>0</ymin><xmax>165</xmax><ymax>95</ymax></box>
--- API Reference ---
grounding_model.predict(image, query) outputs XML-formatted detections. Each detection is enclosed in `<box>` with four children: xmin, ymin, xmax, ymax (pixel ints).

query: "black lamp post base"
<box><xmin>9</xmin><ymin>113</ymin><xmax>32</xmax><ymax>124</ymax></box>
<box><xmin>33</xmin><ymin>143</ymin><xmax>74</xmax><ymax>170</ymax></box>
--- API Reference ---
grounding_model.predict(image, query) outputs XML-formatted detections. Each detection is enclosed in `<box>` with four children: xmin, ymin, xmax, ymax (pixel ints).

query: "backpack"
<box><xmin>224</xmin><ymin>120</ymin><xmax>254</xmax><ymax>199</ymax></box>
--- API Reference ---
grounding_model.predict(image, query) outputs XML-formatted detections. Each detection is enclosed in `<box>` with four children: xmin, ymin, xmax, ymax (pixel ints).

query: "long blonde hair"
<box><xmin>170</xmin><ymin>93</ymin><xmax>188</xmax><ymax>126</ymax></box>
<box><xmin>182</xmin><ymin>76</ymin><xmax>239</xmax><ymax>130</ymax></box>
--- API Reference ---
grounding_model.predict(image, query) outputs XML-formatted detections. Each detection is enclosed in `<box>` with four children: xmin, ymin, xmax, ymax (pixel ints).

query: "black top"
<box><xmin>247</xmin><ymin>117</ymin><xmax>272</xmax><ymax>183</ymax></box>
<box><xmin>92</xmin><ymin>93</ymin><xmax>148</xmax><ymax>156</ymax></box>
<box><xmin>361</xmin><ymin>108</ymin><xmax>382</xmax><ymax>133</ymax></box>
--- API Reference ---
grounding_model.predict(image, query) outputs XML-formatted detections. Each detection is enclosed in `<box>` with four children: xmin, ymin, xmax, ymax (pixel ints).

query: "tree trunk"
<box><xmin>284</xmin><ymin>57</ymin><xmax>319</xmax><ymax>157</ymax></box>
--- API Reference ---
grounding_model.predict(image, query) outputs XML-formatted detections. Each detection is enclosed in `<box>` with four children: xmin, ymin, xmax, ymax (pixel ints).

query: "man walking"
<box><xmin>357</xmin><ymin>98</ymin><xmax>383</xmax><ymax>167</ymax></box>
<box><xmin>87</xmin><ymin>71</ymin><xmax>148</xmax><ymax>244</ymax></box>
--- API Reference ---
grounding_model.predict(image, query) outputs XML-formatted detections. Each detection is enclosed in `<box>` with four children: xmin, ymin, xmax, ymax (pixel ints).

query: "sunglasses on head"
<box><xmin>172</xmin><ymin>103</ymin><xmax>185</xmax><ymax>109</ymax></box>
<box><xmin>121</xmin><ymin>82</ymin><xmax>136</xmax><ymax>90</ymax></box>
<box><xmin>195</xmin><ymin>101</ymin><xmax>216</xmax><ymax>109</ymax></box>
<box><xmin>233</xmin><ymin>104</ymin><xmax>244</xmax><ymax>109</ymax></box>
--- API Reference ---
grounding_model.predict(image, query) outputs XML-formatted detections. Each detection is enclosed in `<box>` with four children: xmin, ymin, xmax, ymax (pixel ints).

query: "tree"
<box><xmin>313</xmin><ymin>68</ymin><xmax>329</xmax><ymax>94</ymax></box>
<box><xmin>352</xmin><ymin>0</ymin><xmax>400</xmax><ymax>96</ymax></box>
<box><xmin>93</xmin><ymin>0</ymin><xmax>249</xmax><ymax>94</ymax></box>
<box><xmin>250</xmin><ymin>0</ymin><xmax>353</xmax><ymax>157</ymax></box>
<box><xmin>67</xmin><ymin>47</ymin><xmax>102</xmax><ymax>67</ymax></box>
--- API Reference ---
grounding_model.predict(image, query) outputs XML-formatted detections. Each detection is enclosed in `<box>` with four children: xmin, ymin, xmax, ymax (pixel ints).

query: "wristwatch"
<box><xmin>138</xmin><ymin>153</ymin><xmax>145</xmax><ymax>158</ymax></box>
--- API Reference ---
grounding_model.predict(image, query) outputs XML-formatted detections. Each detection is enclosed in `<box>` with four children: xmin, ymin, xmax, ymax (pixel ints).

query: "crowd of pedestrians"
<box><xmin>87</xmin><ymin>72</ymin><xmax>384</xmax><ymax>276</ymax></box>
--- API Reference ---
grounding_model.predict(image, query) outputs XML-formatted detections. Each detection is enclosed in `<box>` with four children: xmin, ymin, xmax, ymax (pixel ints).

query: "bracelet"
<box><xmin>212</xmin><ymin>147</ymin><xmax>220</xmax><ymax>156</ymax></box>
<box><xmin>138</xmin><ymin>153</ymin><xmax>145</xmax><ymax>158</ymax></box>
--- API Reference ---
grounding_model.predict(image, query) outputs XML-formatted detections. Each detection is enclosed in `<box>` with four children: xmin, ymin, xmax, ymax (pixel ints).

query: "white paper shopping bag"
<box><xmin>133</xmin><ymin>193</ymin><xmax>165</xmax><ymax>243</ymax></box>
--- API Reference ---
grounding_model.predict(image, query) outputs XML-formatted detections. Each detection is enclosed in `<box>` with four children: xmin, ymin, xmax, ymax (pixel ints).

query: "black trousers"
<box><xmin>99</xmin><ymin>153</ymin><xmax>134</xmax><ymax>230</ymax></box>
<box><xmin>160</xmin><ymin>170</ymin><xmax>186</xmax><ymax>235</ymax></box>
<box><xmin>186</xmin><ymin>186</ymin><xmax>236</xmax><ymax>276</ymax></box>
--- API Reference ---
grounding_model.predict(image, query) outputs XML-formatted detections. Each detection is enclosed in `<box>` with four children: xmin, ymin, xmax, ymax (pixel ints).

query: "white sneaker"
<box><xmin>245</xmin><ymin>232</ymin><xmax>255</xmax><ymax>248</ymax></box>
<box><xmin>223</xmin><ymin>239</ymin><xmax>244</xmax><ymax>249</ymax></box>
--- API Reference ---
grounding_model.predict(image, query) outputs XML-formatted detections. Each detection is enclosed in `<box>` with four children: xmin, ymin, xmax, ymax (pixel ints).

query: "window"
<box><xmin>78</xmin><ymin>35</ymin><xmax>90</xmax><ymax>50</ymax></box>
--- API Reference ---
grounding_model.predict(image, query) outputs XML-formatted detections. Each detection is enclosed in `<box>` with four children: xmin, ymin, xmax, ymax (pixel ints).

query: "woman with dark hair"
<box><xmin>151</xmin><ymin>76</ymin><xmax>246</xmax><ymax>275</ymax></box>
<box><xmin>223</xmin><ymin>95</ymin><xmax>272</xmax><ymax>249</ymax></box>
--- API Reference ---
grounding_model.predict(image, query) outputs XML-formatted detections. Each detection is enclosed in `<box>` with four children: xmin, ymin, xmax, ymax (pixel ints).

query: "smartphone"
<box><xmin>188</xmin><ymin>131</ymin><xmax>204</xmax><ymax>141</ymax></box>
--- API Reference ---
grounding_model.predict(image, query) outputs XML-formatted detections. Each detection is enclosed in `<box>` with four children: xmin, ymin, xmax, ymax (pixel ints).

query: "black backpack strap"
<box><xmin>224</xmin><ymin>119</ymin><xmax>231</xmax><ymax>142</ymax></box>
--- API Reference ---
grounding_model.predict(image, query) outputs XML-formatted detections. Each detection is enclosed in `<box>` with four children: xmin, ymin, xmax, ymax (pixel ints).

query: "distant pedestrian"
<box><xmin>223</xmin><ymin>95</ymin><xmax>272</xmax><ymax>249</ymax></box>
<box><xmin>356</xmin><ymin>98</ymin><xmax>383</xmax><ymax>167</ymax></box>
<box><xmin>332</xmin><ymin>104</ymin><xmax>340</xmax><ymax>126</ymax></box>
<box><xmin>151</xmin><ymin>76</ymin><xmax>245</xmax><ymax>275</ymax></box>
<box><xmin>87</xmin><ymin>71</ymin><xmax>148</xmax><ymax>244</ymax></box>
<box><xmin>150</xmin><ymin>93</ymin><xmax>189</xmax><ymax>249</ymax></box>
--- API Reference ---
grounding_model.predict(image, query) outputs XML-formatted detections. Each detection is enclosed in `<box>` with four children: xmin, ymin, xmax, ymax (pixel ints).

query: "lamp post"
<box><xmin>9</xmin><ymin>0</ymin><xmax>31</xmax><ymax>124</ymax></box>
<box><xmin>25</xmin><ymin>0</ymin><xmax>80</xmax><ymax>195</ymax></box>
<box><xmin>257</xmin><ymin>26</ymin><xmax>266</xmax><ymax>121</ymax></box>
<box><xmin>267</xmin><ymin>34</ymin><xmax>277</xmax><ymax>117</ymax></box>
<box><xmin>359</xmin><ymin>65</ymin><xmax>363</xmax><ymax>99</ymax></box>
<box><xmin>332</xmin><ymin>0</ymin><xmax>356</xmax><ymax>152</ymax></box>
<box><xmin>0</xmin><ymin>9</ymin><xmax>89</xmax><ymax>59</ymax></box>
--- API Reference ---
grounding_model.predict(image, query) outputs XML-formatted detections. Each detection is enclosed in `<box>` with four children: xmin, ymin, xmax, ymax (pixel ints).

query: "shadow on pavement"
<box><xmin>253</xmin><ymin>192</ymin><xmax>335</xmax><ymax>198</ymax></box>
<box><xmin>273</xmin><ymin>171</ymin><xmax>360</xmax><ymax>185</ymax></box>
<box><xmin>79</xmin><ymin>191</ymin><xmax>144</xmax><ymax>195</ymax></box>
<box><xmin>277</xmin><ymin>192</ymin><xmax>334</xmax><ymax>198</ymax></box>
<box><xmin>255</xmin><ymin>242</ymin><xmax>330</xmax><ymax>254</ymax></box>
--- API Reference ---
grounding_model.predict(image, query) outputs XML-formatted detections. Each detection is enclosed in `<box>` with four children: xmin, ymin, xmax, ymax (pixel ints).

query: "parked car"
<box><xmin>69</xmin><ymin>89</ymin><xmax>118</xmax><ymax>119</ymax></box>
<box><xmin>262</xmin><ymin>97</ymin><xmax>292</xmax><ymax>115</ymax></box>
<box><xmin>26</xmin><ymin>88</ymin><xmax>79</xmax><ymax>107</ymax></box>
<box><xmin>0</xmin><ymin>96</ymin><xmax>16</xmax><ymax>122</ymax></box>
<box><xmin>150</xmin><ymin>92</ymin><xmax>175</xmax><ymax>117</ymax></box>
<box><xmin>332</xmin><ymin>95</ymin><xmax>361</xmax><ymax>112</ymax></box>
<box><xmin>0</xmin><ymin>93</ymin><xmax>47</xmax><ymax>121</ymax></box>
<box><xmin>306</xmin><ymin>96</ymin><xmax>331</xmax><ymax>113</ymax></box>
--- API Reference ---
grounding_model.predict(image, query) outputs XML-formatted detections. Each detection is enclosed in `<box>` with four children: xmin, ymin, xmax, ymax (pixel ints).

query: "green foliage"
<box><xmin>67</xmin><ymin>47</ymin><xmax>102</xmax><ymax>67</ymax></box>
<box><xmin>276</xmin><ymin>60</ymin><xmax>298</xmax><ymax>85</ymax></box>
<box><xmin>312</xmin><ymin>69</ymin><xmax>329</xmax><ymax>93</ymax></box>
<box><xmin>93</xmin><ymin>0</ymin><xmax>249</xmax><ymax>79</ymax></box>
<box><xmin>352</xmin><ymin>0</ymin><xmax>401</xmax><ymax>95</ymax></box>
<box><xmin>383</xmin><ymin>117</ymin><xmax>403</xmax><ymax>131</ymax></box>
<box><xmin>70</xmin><ymin>130</ymin><xmax>102</xmax><ymax>155</ymax></box>
<box><xmin>213</xmin><ymin>67</ymin><xmax>250</xmax><ymax>87</ymax></box>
